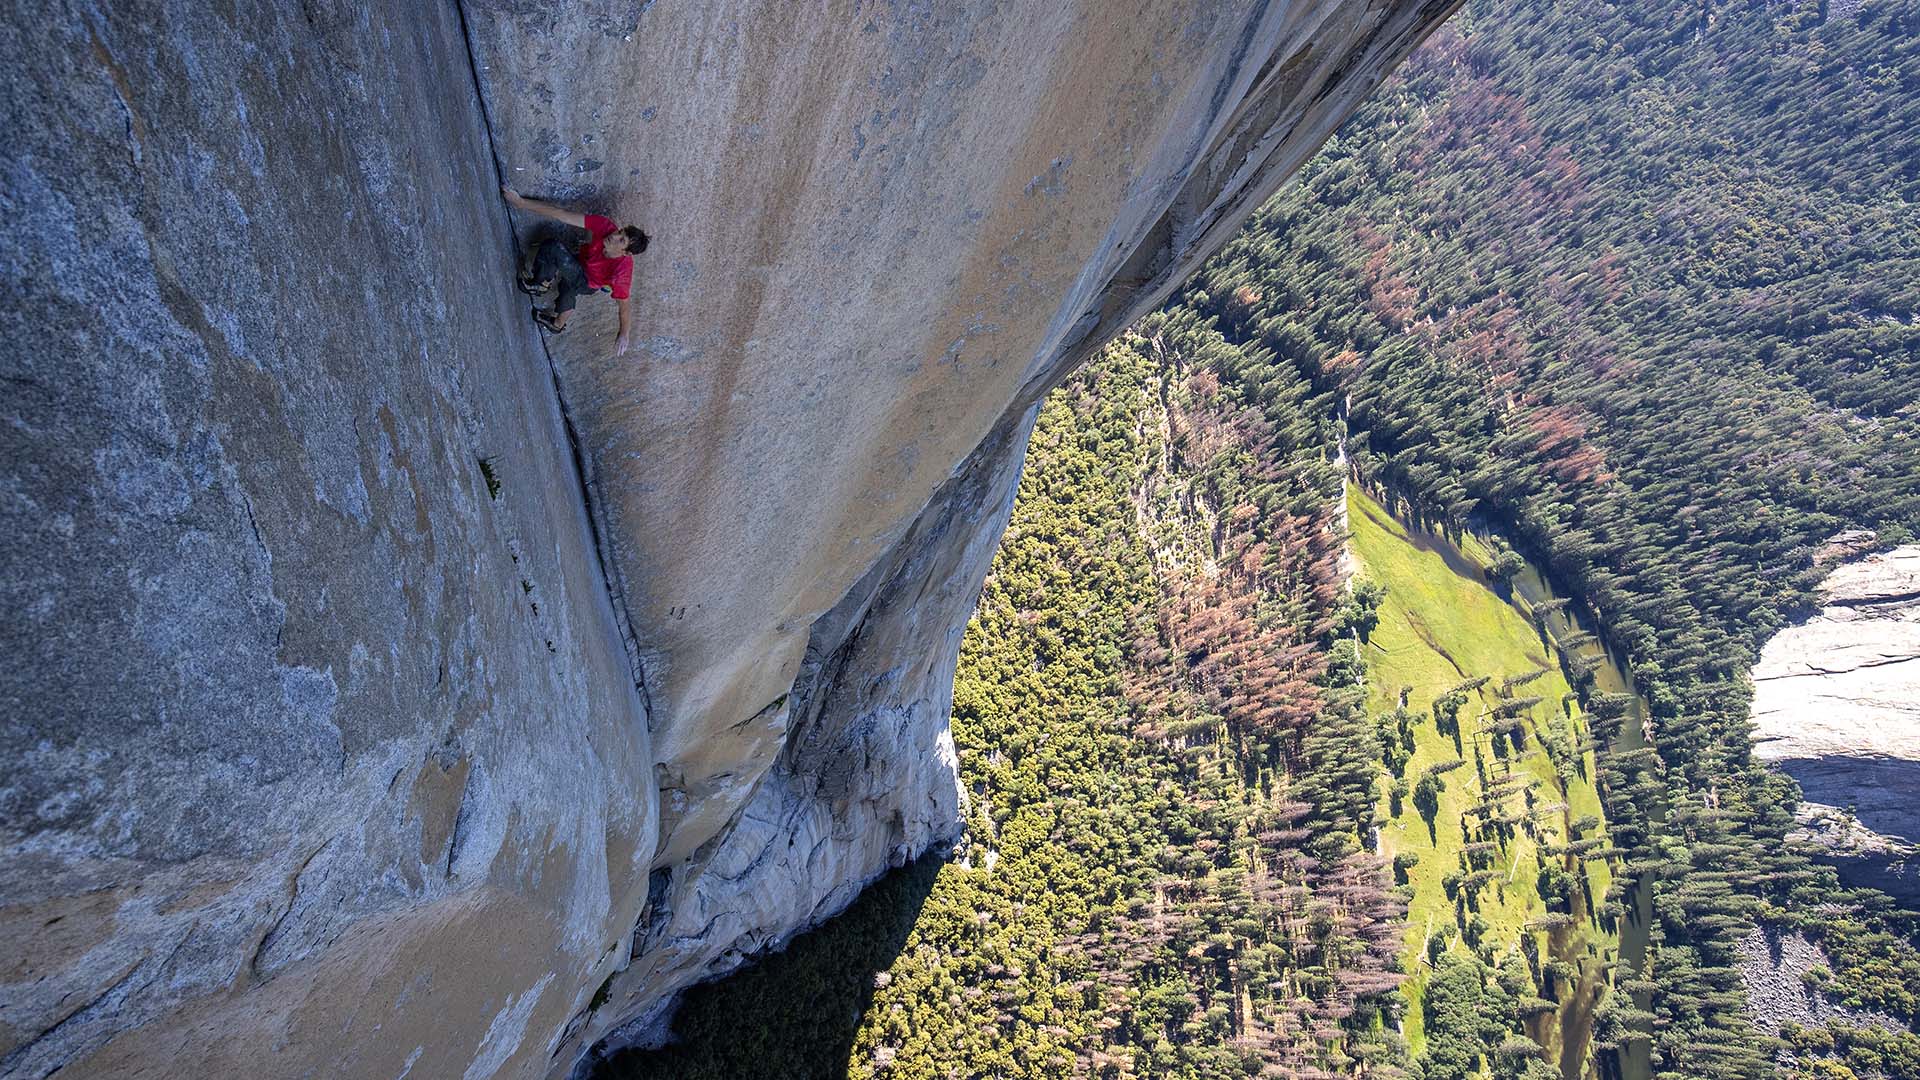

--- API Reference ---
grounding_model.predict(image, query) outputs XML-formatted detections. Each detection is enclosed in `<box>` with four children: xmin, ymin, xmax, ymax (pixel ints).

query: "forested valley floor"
<box><xmin>625</xmin><ymin>332</ymin><xmax>1416</xmax><ymax>1079</ymax></box>
<box><xmin>609</xmin><ymin>3</ymin><xmax>1920</xmax><ymax>1078</ymax></box>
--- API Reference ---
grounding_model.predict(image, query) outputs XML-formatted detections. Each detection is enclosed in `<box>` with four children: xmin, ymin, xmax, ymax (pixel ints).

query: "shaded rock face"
<box><xmin>1</xmin><ymin>5</ymin><xmax>653</xmax><ymax>1078</ymax></box>
<box><xmin>467</xmin><ymin>0</ymin><xmax>1462</xmax><ymax>867</ymax></box>
<box><xmin>1</xmin><ymin>1</ymin><xmax>1457</xmax><ymax>1077</ymax></box>
<box><xmin>1751</xmin><ymin>544</ymin><xmax>1920</xmax><ymax>903</ymax></box>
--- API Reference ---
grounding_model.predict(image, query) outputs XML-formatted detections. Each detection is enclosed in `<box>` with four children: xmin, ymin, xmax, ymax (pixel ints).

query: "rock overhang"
<box><xmin>0</xmin><ymin>1</ymin><xmax>1463</xmax><ymax>1076</ymax></box>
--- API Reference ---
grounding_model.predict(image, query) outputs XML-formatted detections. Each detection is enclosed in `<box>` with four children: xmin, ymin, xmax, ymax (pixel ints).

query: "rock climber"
<box><xmin>500</xmin><ymin>184</ymin><xmax>648</xmax><ymax>355</ymax></box>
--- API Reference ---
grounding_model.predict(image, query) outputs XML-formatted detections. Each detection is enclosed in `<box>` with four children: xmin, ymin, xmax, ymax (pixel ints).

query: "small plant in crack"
<box><xmin>477</xmin><ymin>456</ymin><xmax>503</xmax><ymax>500</ymax></box>
<box><xmin>589</xmin><ymin>972</ymin><xmax>616</xmax><ymax>1013</ymax></box>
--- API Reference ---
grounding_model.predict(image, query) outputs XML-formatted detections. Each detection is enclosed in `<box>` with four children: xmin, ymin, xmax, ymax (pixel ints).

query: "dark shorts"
<box><xmin>530</xmin><ymin>238</ymin><xmax>596</xmax><ymax>314</ymax></box>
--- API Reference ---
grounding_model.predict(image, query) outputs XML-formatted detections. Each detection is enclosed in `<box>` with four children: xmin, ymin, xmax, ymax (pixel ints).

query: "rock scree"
<box><xmin>0</xmin><ymin>1</ymin><xmax>1460</xmax><ymax>1077</ymax></box>
<box><xmin>1735</xmin><ymin>923</ymin><xmax>1907</xmax><ymax>1037</ymax></box>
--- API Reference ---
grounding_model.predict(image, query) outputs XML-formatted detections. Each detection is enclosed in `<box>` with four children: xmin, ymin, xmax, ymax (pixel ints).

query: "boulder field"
<box><xmin>0</xmin><ymin>2</ymin><xmax>1457</xmax><ymax>1076</ymax></box>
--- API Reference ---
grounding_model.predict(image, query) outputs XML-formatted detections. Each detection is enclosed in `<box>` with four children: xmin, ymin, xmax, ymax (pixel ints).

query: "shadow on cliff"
<box><xmin>1775</xmin><ymin>755</ymin><xmax>1920</xmax><ymax>845</ymax></box>
<box><xmin>597</xmin><ymin>856</ymin><xmax>943</xmax><ymax>1080</ymax></box>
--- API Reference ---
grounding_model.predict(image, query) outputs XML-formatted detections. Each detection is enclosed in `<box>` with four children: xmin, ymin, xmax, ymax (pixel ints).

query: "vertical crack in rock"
<box><xmin>0</xmin><ymin>962</ymin><xmax>147</xmax><ymax>1079</ymax></box>
<box><xmin>468</xmin><ymin>1</ymin><xmax>1466</xmax><ymax>1070</ymax></box>
<box><xmin>5</xmin><ymin>3</ymin><xmax>1463</xmax><ymax>1077</ymax></box>
<box><xmin>450</xmin><ymin>0</ymin><xmax>654</xmax><ymax>716</ymax></box>
<box><xmin>7</xmin><ymin>3</ymin><xmax>659</xmax><ymax>1076</ymax></box>
<box><xmin>249</xmin><ymin>836</ymin><xmax>337</xmax><ymax>980</ymax></box>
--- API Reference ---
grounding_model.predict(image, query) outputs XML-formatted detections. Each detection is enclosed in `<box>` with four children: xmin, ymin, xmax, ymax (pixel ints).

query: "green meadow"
<box><xmin>1348</xmin><ymin>487</ymin><xmax>1616</xmax><ymax>1068</ymax></box>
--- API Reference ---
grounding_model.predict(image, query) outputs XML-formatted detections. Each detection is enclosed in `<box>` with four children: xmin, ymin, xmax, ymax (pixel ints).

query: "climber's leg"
<box><xmin>523</xmin><ymin>238</ymin><xmax>568</xmax><ymax>294</ymax></box>
<box><xmin>528</xmin><ymin>239</ymin><xmax>589</xmax><ymax>335</ymax></box>
<box><xmin>546</xmin><ymin>248</ymin><xmax>589</xmax><ymax>322</ymax></box>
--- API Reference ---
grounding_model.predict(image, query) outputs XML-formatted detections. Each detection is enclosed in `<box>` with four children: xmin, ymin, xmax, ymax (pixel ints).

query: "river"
<box><xmin>1377</xmin><ymin>498</ymin><xmax>1656</xmax><ymax>1080</ymax></box>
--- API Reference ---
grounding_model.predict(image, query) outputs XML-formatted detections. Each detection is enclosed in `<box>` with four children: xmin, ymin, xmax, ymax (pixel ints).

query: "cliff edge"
<box><xmin>1751</xmin><ymin>543</ymin><xmax>1920</xmax><ymax>904</ymax></box>
<box><xmin>0</xmin><ymin>2</ymin><xmax>1457</xmax><ymax>1077</ymax></box>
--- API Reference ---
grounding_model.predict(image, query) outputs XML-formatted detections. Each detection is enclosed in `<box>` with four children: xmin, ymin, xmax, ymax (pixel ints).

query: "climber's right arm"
<box><xmin>500</xmin><ymin>185</ymin><xmax>586</xmax><ymax>229</ymax></box>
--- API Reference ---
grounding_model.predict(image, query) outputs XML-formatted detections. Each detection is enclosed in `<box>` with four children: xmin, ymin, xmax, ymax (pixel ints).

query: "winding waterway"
<box><xmin>1375</xmin><ymin>498</ymin><xmax>1655</xmax><ymax>1080</ymax></box>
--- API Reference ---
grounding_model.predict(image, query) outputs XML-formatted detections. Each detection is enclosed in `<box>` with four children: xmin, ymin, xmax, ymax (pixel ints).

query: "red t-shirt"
<box><xmin>578</xmin><ymin>214</ymin><xmax>634</xmax><ymax>300</ymax></box>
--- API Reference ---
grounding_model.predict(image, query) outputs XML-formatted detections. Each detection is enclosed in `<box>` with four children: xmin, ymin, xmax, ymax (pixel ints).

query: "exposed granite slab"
<box><xmin>1</xmin><ymin>4</ymin><xmax>652</xmax><ymax>1077</ymax></box>
<box><xmin>1751</xmin><ymin>544</ymin><xmax>1920</xmax><ymax>902</ymax></box>
<box><xmin>1</xmin><ymin>1</ymin><xmax>1461</xmax><ymax>1076</ymax></box>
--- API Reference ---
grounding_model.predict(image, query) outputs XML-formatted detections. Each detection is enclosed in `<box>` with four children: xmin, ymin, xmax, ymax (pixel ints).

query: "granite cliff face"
<box><xmin>0</xmin><ymin>2</ymin><xmax>1457</xmax><ymax>1077</ymax></box>
<box><xmin>1751</xmin><ymin>544</ymin><xmax>1920</xmax><ymax>904</ymax></box>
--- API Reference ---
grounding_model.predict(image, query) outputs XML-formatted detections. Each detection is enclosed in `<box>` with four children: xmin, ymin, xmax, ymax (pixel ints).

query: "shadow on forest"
<box><xmin>596</xmin><ymin>856</ymin><xmax>943</xmax><ymax>1080</ymax></box>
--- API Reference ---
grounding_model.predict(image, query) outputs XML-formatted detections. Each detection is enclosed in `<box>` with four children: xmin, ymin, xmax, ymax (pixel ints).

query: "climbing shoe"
<box><xmin>517</xmin><ymin>273</ymin><xmax>552</xmax><ymax>296</ymax></box>
<box><xmin>532</xmin><ymin>308</ymin><xmax>565</xmax><ymax>334</ymax></box>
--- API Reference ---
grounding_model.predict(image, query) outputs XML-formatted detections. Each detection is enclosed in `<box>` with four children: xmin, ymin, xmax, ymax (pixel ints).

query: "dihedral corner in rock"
<box><xmin>0</xmin><ymin>2</ymin><xmax>1458</xmax><ymax>1078</ymax></box>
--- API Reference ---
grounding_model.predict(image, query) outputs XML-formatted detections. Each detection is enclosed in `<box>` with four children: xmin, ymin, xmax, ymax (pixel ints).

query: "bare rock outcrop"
<box><xmin>1751</xmin><ymin>543</ymin><xmax>1920</xmax><ymax>903</ymax></box>
<box><xmin>1</xmin><ymin>2</ymin><xmax>1457</xmax><ymax>1077</ymax></box>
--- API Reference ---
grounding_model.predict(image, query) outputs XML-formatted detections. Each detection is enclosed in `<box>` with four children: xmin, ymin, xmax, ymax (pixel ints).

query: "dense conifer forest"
<box><xmin>1169</xmin><ymin>2</ymin><xmax>1920</xmax><ymax>1076</ymax></box>
<box><xmin>611</xmin><ymin>2</ymin><xmax>1920</xmax><ymax>1078</ymax></box>
<box><xmin>622</xmin><ymin>333</ymin><xmax>1417</xmax><ymax>1079</ymax></box>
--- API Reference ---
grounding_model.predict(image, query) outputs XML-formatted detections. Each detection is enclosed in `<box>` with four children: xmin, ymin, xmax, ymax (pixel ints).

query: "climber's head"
<box><xmin>605</xmin><ymin>225</ymin><xmax>650</xmax><ymax>256</ymax></box>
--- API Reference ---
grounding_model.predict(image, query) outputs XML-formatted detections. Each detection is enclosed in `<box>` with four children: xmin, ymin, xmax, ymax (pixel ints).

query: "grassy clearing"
<box><xmin>1347</xmin><ymin>487</ymin><xmax>1616</xmax><ymax>1063</ymax></box>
